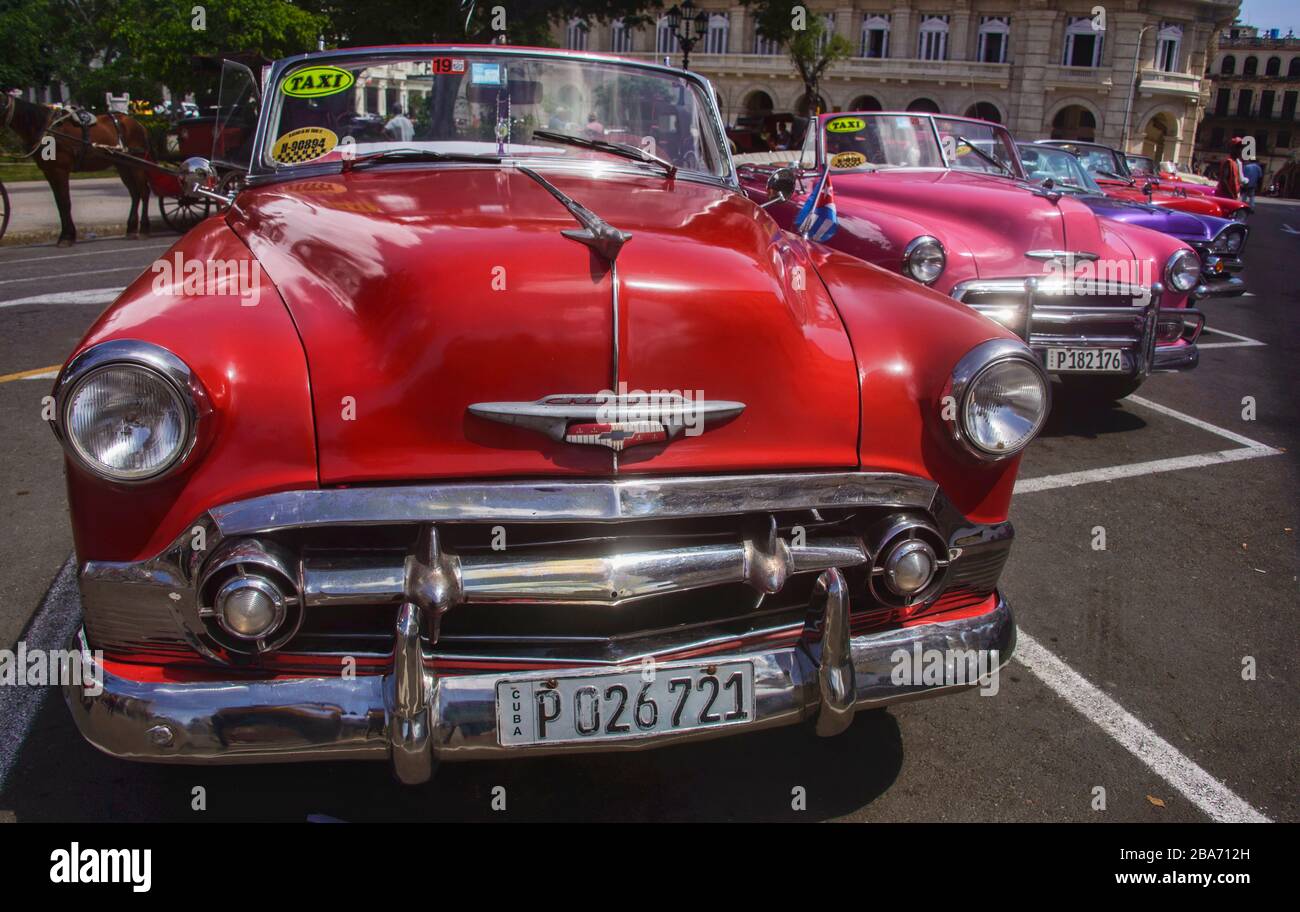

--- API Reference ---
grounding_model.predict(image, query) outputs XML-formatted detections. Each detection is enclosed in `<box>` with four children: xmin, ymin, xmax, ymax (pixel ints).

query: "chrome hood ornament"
<box><xmin>468</xmin><ymin>392</ymin><xmax>745</xmax><ymax>452</ymax></box>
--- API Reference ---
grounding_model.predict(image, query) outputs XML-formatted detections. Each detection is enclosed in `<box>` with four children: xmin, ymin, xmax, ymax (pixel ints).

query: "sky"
<box><xmin>1237</xmin><ymin>0</ymin><xmax>1298</xmax><ymax>36</ymax></box>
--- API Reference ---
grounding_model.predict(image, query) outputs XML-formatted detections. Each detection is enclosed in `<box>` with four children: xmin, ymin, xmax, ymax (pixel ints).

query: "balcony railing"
<box><xmin>1137</xmin><ymin>68</ymin><xmax>1203</xmax><ymax>98</ymax></box>
<box><xmin>624</xmin><ymin>52</ymin><xmax>1011</xmax><ymax>85</ymax></box>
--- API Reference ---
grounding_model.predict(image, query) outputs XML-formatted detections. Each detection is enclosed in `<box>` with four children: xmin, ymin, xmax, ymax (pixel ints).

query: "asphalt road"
<box><xmin>0</xmin><ymin>202</ymin><xmax>1295</xmax><ymax>822</ymax></box>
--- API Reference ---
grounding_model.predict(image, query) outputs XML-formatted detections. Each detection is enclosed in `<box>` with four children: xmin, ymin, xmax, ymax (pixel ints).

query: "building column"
<box><xmin>728</xmin><ymin>6</ymin><xmax>747</xmax><ymax>54</ymax></box>
<box><xmin>1010</xmin><ymin>10</ymin><xmax>1057</xmax><ymax>139</ymax></box>
<box><xmin>949</xmin><ymin>1</ymin><xmax>972</xmax><ymax>62</ymax></box>
<box><xmin>890</xmin><ymin>4</ymin><xmax>914</xmax><ymax>60</ymax></box>
<box><xmin>1105</xmin><ymin>13</ymin><xmax>1151</xmax><ymax>151</ymax></box>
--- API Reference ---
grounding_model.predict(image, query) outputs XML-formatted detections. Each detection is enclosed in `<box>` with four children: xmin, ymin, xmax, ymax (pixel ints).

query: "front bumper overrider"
<box><xmin>64</xmin><ymin>588</ymin><xmax>1015</xmax><ymax>784</ymax></box>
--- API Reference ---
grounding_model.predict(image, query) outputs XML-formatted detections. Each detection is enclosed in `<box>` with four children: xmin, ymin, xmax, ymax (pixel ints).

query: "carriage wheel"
<box><xmin>157</xmin><ymin>194</ymin><xmax>211</xmax><ymax>233</ymax></box>
<box><xmin>0</xmin><ymin>180</ymin><xmax>10</xmax><ymax>242</ymax></box>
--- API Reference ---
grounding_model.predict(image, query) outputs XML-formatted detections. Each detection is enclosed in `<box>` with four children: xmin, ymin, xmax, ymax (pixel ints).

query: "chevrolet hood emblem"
<box><xmin>468</xmin><ymin>393</ymin><xmax>745</xmax><ymax>451</ymax></box>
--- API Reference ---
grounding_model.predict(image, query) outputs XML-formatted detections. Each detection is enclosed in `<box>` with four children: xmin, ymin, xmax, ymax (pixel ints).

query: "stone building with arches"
<box><xmin>1197</xmin><ymin>23</ymin><xmax>1300</xmax><ymax>183</ymax></box>
<box><xmin>554</xmin><ymin>0</ymin><xmax>1239</xmax><ymax>166</ymax></box>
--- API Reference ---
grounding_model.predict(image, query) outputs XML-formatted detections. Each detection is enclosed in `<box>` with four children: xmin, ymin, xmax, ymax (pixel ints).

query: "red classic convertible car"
<box><xmin>737</xmin><ymin>112</ymin><xmax>1204</xmax><ymax>403</ymax></box>
<box><xmin>53</xmin><ymin>47</ymin><xmax>1045</xmax><ymax>784</ymax></box>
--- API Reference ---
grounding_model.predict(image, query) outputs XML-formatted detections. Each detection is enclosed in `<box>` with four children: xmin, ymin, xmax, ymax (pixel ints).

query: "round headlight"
<box><xmin>1164</xmin><ymin>249</ymin><xmax>1200</xmax><ymax>292</ymax></box>
<box><xmin>903</xmin><ymin>236</ymin><xmax>946</xmax><ymax>285</ymax></box>
<box><xmin>1218</xmin><ymin>226</ymin><xmax>1245</xmax><ymax>254</ymax></box>
<box><xmin>961</xmin><ymin>357</ymin><xmax>1049</xmax><ymax>457</ymax></box>
<box><xmin>62</xmin><ymin>362</ymin><xmax>191</xmax><ymax>481</ymax></box>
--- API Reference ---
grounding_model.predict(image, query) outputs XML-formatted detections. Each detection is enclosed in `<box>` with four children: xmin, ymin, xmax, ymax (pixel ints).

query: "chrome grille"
<box><xmin>77</xmin><ymin>473</ymin><xmax>1012</xmax><ymax>670</ymax></box>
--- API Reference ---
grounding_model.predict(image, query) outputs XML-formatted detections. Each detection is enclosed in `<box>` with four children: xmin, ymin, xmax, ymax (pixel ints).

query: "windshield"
<box><xmin>1061</xmin><ymin>144</ymin><xmax>1129</xmax><ymax>179</ymax></box>
<box><xmin>262</xmin><ymin>51</ymin><xmax>727</xmax><ymax>177</ymax></box>
<box><xmin>1018</xmin><ymin>144</ymin><xmax>1101</xmax><ymax>193</ymax></box>
<box><xmin>1125</xmin><ymin>154</ymin><xmax>1155</xmax><ymax>176</ymax></box>
<box><xmin>933</xmin><ymin>117</ymin><xmax>1022</xmax><ymax>177</ymax></box>
<box><xmin>821</xmin><ymin>114</ymin><xmax>944</xmax><ymax>169</ymax></box>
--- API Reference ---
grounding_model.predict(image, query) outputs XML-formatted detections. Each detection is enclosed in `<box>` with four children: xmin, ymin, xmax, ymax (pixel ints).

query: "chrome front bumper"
<box><xmin>63</xmin><ymin>585</ymin><xmax>1015</xmax><ymax>783</ymax></box>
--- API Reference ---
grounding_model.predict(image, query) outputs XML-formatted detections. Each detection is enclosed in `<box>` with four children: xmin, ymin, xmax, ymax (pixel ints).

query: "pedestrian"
<box><xmin>1242</xmin><ymin>158</ymin><xmax>1262</xmax><ymax>206</ymax></box>
<box><xmin>1215</xmin><ymin>138</ymin><xmax>1243</xmax><ymax>200</ymax></box>
<box><xmin>384</xmin><ymin>105</ymin><xmax>414</xmax><ymax>142</ymax></box>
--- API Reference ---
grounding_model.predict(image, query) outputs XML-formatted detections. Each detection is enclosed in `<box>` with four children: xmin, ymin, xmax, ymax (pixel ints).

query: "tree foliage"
<box><xmin>2</xmin><ymin>0</ymin><xmax>666</xmax><ymax>104</ymax></box>
<box><xmin>743</xmin><ymin>1</ymin><xmax>852</xmax><ymax>114</ymax></box>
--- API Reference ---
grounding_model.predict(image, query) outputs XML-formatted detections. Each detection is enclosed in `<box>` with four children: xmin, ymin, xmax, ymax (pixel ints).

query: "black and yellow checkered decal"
<box><xmin>271</xmin><ymin>127</ymin><xmax>338</xmax><ymax>165</ymax></box>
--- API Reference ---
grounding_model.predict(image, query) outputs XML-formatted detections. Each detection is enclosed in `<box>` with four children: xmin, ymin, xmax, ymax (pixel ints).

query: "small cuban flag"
<box><xmin>795</xmin><ymin>164</ymin><xmax>838</xmax><ymax>242</ymax></box>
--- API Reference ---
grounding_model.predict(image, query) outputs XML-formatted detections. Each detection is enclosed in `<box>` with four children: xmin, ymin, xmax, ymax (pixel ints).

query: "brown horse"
<box><xmin>1</xmin><ymin>94</ymin><xmax>152</xmax><ymax>246</ymax></box>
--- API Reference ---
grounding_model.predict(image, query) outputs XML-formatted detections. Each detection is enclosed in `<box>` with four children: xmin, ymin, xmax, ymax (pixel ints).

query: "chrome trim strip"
<box><xmin>301</xmin><ymin>533</ymin><xmax>868</xmax><ymax>609</ymax></box>
<box><xmin>207</xmin><ymin>473</ymin><xmax>938</xmax><ymax>534</ymax></box>
<box><xmin>62</xmin><ymin>592</ymin><xmax>1014</xmax><ymax>770</ymax></box>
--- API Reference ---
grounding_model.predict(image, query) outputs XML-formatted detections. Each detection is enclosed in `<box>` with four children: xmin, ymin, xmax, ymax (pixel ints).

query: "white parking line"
<box><xmin>0</xmin><ymin>265</ymin><xmax>143</xmax><ymax>287</ymax></box>
<box><xmin>1016</xmin><ymin>394</ymin><xmax>1282</xmax><ymax>494</ymax></box>
<box><xmin>1014</xmin><ymin>632</ymin><xmax>1272</xmax><ymax>822</ymax></box>
<box><xmin>0</xmin><ymin>287</ymin><xmax>126</xmax><ymax>309</ymax></box>
<box><xmin>0</xmin><ymin>242</ymin><xmax>171</xmax><ymax>266</ymax></box>
<box><xmin>1198</xmin><ymin>327</ymin><xmax>1266</xmax><ymax>349</ymax></box>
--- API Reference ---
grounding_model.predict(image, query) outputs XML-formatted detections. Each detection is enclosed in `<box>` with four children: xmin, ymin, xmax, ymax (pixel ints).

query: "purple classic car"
<box><xmin>1019</xmin><ymin>143</ymin><xmax>1247</xmax><ymax>299</ymax></box>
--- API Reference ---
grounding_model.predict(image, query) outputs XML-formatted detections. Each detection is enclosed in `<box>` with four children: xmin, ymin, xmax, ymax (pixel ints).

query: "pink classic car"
<box><xmin>737</xmin><ymin>113</ymin><xmax>1204</xmax><ymax>404</ymax></box>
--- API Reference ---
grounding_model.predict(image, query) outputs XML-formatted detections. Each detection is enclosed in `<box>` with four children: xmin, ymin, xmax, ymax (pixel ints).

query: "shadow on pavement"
<box><xmin>0</xmin><ymin>690</ymin><xmax>905</xmax><ymax>822</ymax></box>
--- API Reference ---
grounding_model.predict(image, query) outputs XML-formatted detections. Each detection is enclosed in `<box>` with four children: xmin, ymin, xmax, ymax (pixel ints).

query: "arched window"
<box><xmin>860</xmin><ymin>14</ymin><xmax>890</xmax><ymax>58</ymax></box>
<box><xmin>705</xmin><ymin>13</ymin><xmax>730</xmax><ymax>54</ymax></box>
<box><xmin>1221</xmin><ymin>55</ymin><xmax>1235</xmax><ymax>74</ymax></box>
<box><xmin>1243</xmin><ymin>56</ymin><xmax>1258</xmax><ymax>76</ymax></box>
<box><xmin>1265</xmin><ymin>56</ymin><xmax>1281</xmax><ymax>76</ymax></box>
<box><xmin>965</xmin><ymin>101</ymin><xmax>1002</xmax><ymax>123</ymax></box>
<box><xmin>1063</xmin><ymin>16</ymin><xmax>1103</xmax><ymax>68</ymax></box>
<box><xmin>850</xmin><ymin>94</ymin><xmax>883</xmax><ymax>111</ymax></box>
<box><xmin>1156</xmin><ymin>23</ymin><xmax>1182</xmax><ymax>72</ymax></box>
<box><xmin>565</xmin><ymin>18</ymin><xmax>589</xmax><ymax>51</ymax></box>
<box><xmin>1290</xmin><ymin>58</ymin><xmax>1300</xmax><ymax>79</ymax></box>
<box><xmin>978</xmin><ymin>17</ymin><xmax>1010</xmax><ymax>64</ymax></box>
<box><xmin>906</xmin><ymin>97</ymin><xmax>941</xmax><ymax>114</ymax></box>
<box><xmin>917</xmin><ymin>15</ymin><xmax>949</xmax><ymax>61</ymax></box>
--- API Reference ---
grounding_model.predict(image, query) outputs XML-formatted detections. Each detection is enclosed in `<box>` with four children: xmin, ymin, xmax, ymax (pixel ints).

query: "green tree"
<box><xmin>743</xmin><ymin>1</ymin><xmax>852</xmax><ymax>114</ymax></box>
<box><xmin>295</xmin><ymin>1</ymin><xmax>660</xmax><ymax>48</ymax></box>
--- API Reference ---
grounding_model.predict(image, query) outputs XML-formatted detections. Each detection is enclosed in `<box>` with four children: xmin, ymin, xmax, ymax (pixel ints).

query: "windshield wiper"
<box><xmin>531</xmin><ymin>129</ymin><xmax>677</xmax><ymax>178</ymax></box>
<box><xmin>953</xmin><ymin>136</ymin><xmax>1011</xmax><ymax>175</ymax></box>
<box><xmin>342</xmin><ymin>148</ymin><xmax>502</xmax><ymax>172</ymax></box>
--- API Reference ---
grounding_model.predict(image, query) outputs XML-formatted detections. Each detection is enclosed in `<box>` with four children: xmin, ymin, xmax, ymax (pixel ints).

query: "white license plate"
<box><xmin>1045</xmin><ymin>347</ymin><xmax>1126</xmax><ymax>373</ymax></box>
<box><xmin>496</xmin><ymin>661</ymin><xmax>756</xmax><ymax>747</ymax></box>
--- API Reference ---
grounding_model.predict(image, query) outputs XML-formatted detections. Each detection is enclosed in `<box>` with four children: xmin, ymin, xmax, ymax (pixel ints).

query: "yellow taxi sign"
<box><xmin>282</xmin><ymin>66</ymin><xmax>355</xmax><ymax>99</ymax></box>
<box><xmin>271</xmin><ymin>127</ymin><xmax>338</xmax><ymax>165</ymax></box>
<box><xmin>826</xmin><ymin>117</ymin><xmax>866</xmax><ymax>134</ymax></box>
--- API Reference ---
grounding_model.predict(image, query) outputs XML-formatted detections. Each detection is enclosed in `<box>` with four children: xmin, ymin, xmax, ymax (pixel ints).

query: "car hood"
<box><xmin>831</xmin><ymin>169</ymin><xmax>1113</xmax><ymax>280</ymax></box>
<box><xmin>228</xmin><ymin>166</ymin><xmax>860</xmax><ymax>483</ymax></box>
<box><xmin>1076</xmin><ymin>193</ymin><xmax>1226</xmax><ymax>242</ymax></box>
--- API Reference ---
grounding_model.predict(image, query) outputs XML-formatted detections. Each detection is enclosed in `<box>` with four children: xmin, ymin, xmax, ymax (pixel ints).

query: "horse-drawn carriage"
<box><xmin>1</xmin><ymin>59</ymin><xmax>259</xmax><ymax>244</ymax></box>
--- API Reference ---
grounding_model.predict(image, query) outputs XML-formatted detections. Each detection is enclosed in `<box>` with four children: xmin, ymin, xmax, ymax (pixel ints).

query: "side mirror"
<box><xmin>763</xmin><ymin>166</ymin><xmax>798</xmax><ymax>207</ymax></box>
<box><xmin>179</xmin><ymin>157</ymin><xmax>234</xmax><ymax>205</ymax></box>
<box><xmin>1142</xmin><ymin>179</ymin><xmax>1156</xmax><ymax>197</ymax></box>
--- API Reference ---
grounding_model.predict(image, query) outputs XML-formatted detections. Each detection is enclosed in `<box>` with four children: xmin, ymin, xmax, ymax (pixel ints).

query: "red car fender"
<box><xmin>806</xmin><ymin>243</ymin><xmax>1024</xmax><ymax>524</ymax></box>
<box><xmin>59</xmin><ymin>219</ymin><xmax>318</xmax><ymax>563</ymax></box>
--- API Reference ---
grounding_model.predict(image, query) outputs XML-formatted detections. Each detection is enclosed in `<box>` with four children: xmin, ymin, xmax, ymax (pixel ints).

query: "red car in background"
<box><xmin>1038</xmin><ymin>140</ymin><xmax>1250</xmax><ymax>220</ymax></box>
<box><xmin>737</xmin><ymin>112</ymin><xmax>1204</xmax><ymax>404</ymax></box>
<box><xmin>53</xmin><ymin>46</ymin><xmax>1043</xmax><ymax>784</ymax></box>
